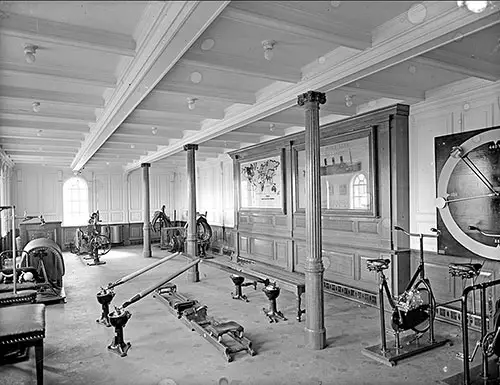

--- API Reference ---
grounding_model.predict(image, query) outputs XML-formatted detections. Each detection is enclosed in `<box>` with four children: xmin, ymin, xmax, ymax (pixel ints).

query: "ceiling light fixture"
<box><xmin>24</xmin><ymin>44</ymin><xmax>38</xmax><ymax>64</ymax></box>
<box><xmin>457</xmin><ymin>1</ymin><xmax>491</xmax><ymax>13</ymax></box>
<box><xmin>151</xmin><ymin>126</ymin><xmax>158</xmax><ymax>135</ymax></box>
<box><xmin>201</xmin><ymin>38</ymin><xmax>215</xmax><ymax>51</ymax></box>
<box><xmin>32</xmin><ymin>101</ymin><xmax>41</xmax><ymax>113</ymax></box>
<box><xmin>36</xmin><ymin>129</ymin><xmax>43</xmax><ymax>137</ymax></box>
<box><xmin>345</xmin><ymin>94</ymin><xmax>354</xmax><ymax>107</ymax></box>
<box><xmin>262</xmin><ymin>40</ymin><xmax>276</xmax><ymax>61</ymax></box>
<box><xmin>130</xmin><ymin>144</ymin><xmax>135</xmax><ymax>149</ymax></box>
<box><xmin>269</xmin><ymin>123</ymin><xmax>275</xmax><ymax>132</ymax></box>
<box><xmin>187</xmin><ymin>97</ymin><xmax>197</xmax><ymax>110</ymax></box>
<box><xmin>330</xmin><ymin>1</ymin><xmax>341</xmax><ymax>7</ymax></box>
<box><xmin>190</xmin><ymin>72</ymin><xmax>202</xmax><ymax>84</ymax></box>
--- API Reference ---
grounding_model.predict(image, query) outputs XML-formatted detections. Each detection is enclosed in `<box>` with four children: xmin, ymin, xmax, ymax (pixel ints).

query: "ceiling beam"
<box><xmin>0</xmin><ymin>62</ymin><xmax>117</xmax><ymax>88</ymax></box>
<box><xmin>72</xmin><ymin>1</ymin><xmax>230</xmax><ymax>172</ymax></box>
<box><xmin>415</xmin><ymin>50</ymin><xmax>500</xmax><ymax>81</ymax></box>
<box><xmin>125</xmin><ymin>2</ymin><xmax>500</xmax><ymax>172</ymax></box>
<box><xmin>180</xmin><ymin>51</ymin><xmax>301</xmax><ymax>83</ymax></box>
<box><xmin>0</xmin><ymin>118</ymin><xmax>89</xmax><ymax>133</ymax></box>
<box><xmin>105</xmin><ymin>135</ymin><xmax>169</xmax><ymax>145</ymax></box>
<box><xmin>119</xmin><ymin>121</ymin><xmax>199</xmax><ymax>132</ymax></box>
<box><xmin>154</xmin><ymin>81</ymin><xmax>256</xmax><ymax>105</ymax></box>
<box><xmin>1</xmin><ymin>144</ymin><xmax>80</xmax><ymax>152</ymax></box>
<box><xmin>341</xmin><ymin>79</ymin><xmax>426</xmax><ymax>104</ymax></box>
<box><xmin>113</xmin><ymin>129</ymin><xmax>183</xmax><ymax>140</ymax></box>
<box><xmin>0</xmin><ymin>86</ymin><xmax>104</xmax><ymax>108</ymax></box>
<box><xmin>0</xmin><ymin>132</ymin><xmax>84</xmax><ymax>142</ymax></box>
<box><xmin>0</xmin><ymin>109</ymin><xmax>96</xmax><ymax>124</ymax></box>
<box><xmin>200</xmin><ymin>140</ymin><xmax>240</xmax><ymax>149</ymax></box>
<box><xmin>0</xmin><ymin>11</ymin><xmax>136</xmax><ymax>56</ymax></box>
<box><xmin>216</xmin><ymin>132</ymin><xmax>262</xmax><ymax>144</ymax></box>
<box><xmin>100</xmin><ymin>143</ymin><xmax>157</xmax><ymax>151</ymax></box>
<box><xmin>235</xmin><ymin>123</ymin><xmax>286</xmax><ymax>136</ymax></box>
<box><xmin>136</xmin><ymin>99</ymin><xmax>225</xmax><ymax>120</ymax></box>
<box><xmin>221</xmin><ymin>6</ymin><xmax>371</xmax><ymax>51</ymax></box>
<box><xmin>0</xmin><ymin>138</ymin><xmax>81</xmax><ymax>147</ymax></box>
<box><xmin>6</xmin><ymin>150</ymin><xmax>76</xmax><ymax>157</ymax></box>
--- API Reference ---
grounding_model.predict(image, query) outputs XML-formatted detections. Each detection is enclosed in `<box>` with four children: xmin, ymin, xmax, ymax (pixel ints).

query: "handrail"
<box><xmin>394</xmin><ymin>225</ymin><xmax>440</xmax><ymax>239</ymax></box>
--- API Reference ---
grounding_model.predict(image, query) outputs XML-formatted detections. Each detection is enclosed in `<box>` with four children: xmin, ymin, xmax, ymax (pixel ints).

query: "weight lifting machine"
<box><xmin>106</xmin><ymin>258</ymin><xmax>201</xmax><ymax>357</ymax></box>
<box><xmin>96</xmin><ymin>251</ymin><xmax>182</xmax><ymax>327</ymax></box>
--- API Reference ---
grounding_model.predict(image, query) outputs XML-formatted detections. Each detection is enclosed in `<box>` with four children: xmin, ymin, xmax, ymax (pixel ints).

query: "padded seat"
<box><xmin>0</xmin><ymin>282</ymin><xmax>38</xmax><ymax>293</ymax></box>
<box><xmin>449</xmin><ymin>263</ymin><xmax>482</xmax><ymax>279</ymax></box>
<box><xmin>0</xmin><ymin>290</ymin><xmax>37</xmax><ymax>307</ymax></box>
<box><xmin>0</xmin><ymin>304</ymin><xmax>46</xmax><ymax>385</ymax></box>
<box><xmin>366</xmin><ymin>259</ymin><xmax>391</xmax><ymax>272</ymax></box>
<box><xmin>210</xmin><ymin>321</ymin><xmax>244</xmax><ymax>338</ymax></box>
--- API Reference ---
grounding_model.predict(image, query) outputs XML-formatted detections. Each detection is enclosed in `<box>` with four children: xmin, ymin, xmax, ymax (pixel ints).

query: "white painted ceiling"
<box><xmin>0</xmin><ymin>1</ymin><xmax>498</xmax><ymax>172</ymax></box>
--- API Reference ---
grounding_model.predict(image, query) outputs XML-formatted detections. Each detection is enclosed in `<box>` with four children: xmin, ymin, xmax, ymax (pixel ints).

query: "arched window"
<box><xmin>351</xmin><ymin>173</ymin><xmax>369</xmax><ymax>210</ymax></box>
<box><xmin>63</xmin><ymin>177</ymin><xmax>89</xmax><ymax>226</ymax></box>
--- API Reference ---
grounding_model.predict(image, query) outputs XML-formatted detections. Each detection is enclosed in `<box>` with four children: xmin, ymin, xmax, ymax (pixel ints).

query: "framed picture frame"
<box><xmin>238</xmin><ymin>151</ymin><xmax>285</xmax><ymax>212</ymax></box>
<box><xmin>293</xmin><ymin>127</ymin><xmax>377</xmax><ymax>217</ymax></box>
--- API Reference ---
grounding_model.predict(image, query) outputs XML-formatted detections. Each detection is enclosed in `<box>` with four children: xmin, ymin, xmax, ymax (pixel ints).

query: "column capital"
<box><xmin>183</xmin><ymin>144</ymin><xmax>199</xmax><ymax>151</ymax></box>
<box><xmin>141</xmin><ymin>163</ymin><xmax>151</xmax><ymax>168</ymax></box>
<box><xmin>297</xmin><ymin>91</ymin><xmax>326</xmax><ymax>107</ymax></box>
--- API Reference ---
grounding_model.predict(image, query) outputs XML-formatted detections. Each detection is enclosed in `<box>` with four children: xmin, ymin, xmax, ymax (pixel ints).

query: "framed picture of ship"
<box><xmin>239</xmin><ymin>152</ymin><xmax>285</xmax><ymax>211</ymax></box>
<box><xmin>294</xmin><ymin>128</ymin><xmax>377</xmax><ymax>217</ymax></box>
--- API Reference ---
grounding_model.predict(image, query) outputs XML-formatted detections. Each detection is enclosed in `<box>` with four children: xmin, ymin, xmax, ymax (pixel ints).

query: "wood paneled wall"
<box><xmin>230</xmin><ymin>104</ymin><xmax>411</xmax><ymax>298</ymax></box>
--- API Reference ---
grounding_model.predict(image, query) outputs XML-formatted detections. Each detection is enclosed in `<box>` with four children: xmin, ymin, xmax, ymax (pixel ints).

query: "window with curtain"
<box><xmin>63</xmin><ymin>177</ymin><xmax>89</xmax><ymax>226</ymax></box>
<box><xmin>351</xmin><ymin>173</ymin><xmax>369</xmax><ymax>210</ymax></box>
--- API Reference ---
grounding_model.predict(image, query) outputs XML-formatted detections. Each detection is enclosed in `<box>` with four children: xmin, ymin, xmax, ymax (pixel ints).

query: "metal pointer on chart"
<box><xmin>435</xmin><ymin>192</ymin><xmax>498</xmax><ymax>209</ymax></box>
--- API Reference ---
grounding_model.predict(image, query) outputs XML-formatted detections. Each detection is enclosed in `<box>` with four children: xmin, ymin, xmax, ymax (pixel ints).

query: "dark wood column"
<box><xmin>141</xmin><ymin>163</ymin><xmax>152</xmax><ymax>258</ymax></box>
<box><xmin>297</xmin><ymin>90</ymin><xmax>326</xmax><ymax>350</ymax></box>
<box><xmin>184</xmin><ymin>144</ymin><xmax>199</xmax><ymax>282</ymax></box>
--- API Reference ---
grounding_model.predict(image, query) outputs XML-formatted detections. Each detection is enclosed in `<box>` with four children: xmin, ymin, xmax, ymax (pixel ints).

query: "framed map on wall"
<box><xmin>294</xmin><ymin>128</ymin><xmax>377</xmax><ymax>216</ymax></box>
<box><xmin>239</xmin><ymin>154</ymin><xmax>283</xmax><ymax>210</ymax></box>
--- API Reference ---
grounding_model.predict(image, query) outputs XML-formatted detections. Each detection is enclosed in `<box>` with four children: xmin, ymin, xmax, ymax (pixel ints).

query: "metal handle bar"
<box><xmin>394</xmin><ymin>225</ymin><xmax>440</xmax><ymax>239</ymax></box>
<box><xmin>469</xmin><ymin>225</ymin><xmax>500</xmax><ymax>239</ymax></box>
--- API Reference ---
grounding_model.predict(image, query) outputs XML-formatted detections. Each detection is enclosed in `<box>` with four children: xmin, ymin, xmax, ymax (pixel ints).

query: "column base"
<box><xmin>187</xmin><ymin>267</ymin><xmax>200</xmax><ymax>283</ymax></box>
<box><xmin>143</xmin><ymin>249</ymin><xmax>152</xmax><ymax>258</ymax></box>
<box><xmin>304</xmin><ymin>326</ymin><xmax>326</xmax><ymax>350</ymax></box>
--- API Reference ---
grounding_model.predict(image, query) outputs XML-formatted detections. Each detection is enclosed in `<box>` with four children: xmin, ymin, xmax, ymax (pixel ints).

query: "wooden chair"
<box><xmin>0</xmin><ymin>303</ymin><xmax>46</xmax><ymax>385</ymax></box>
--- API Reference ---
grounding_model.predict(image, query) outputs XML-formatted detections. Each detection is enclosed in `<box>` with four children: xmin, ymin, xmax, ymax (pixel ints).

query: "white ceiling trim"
<box><xmin>72</xmin><ymin>1</ymin><xmax>230</xmax><ymax>172</ymax></box>
<box><xmin>124</xmin><ymin>3</ymin><xmax>500</xmax><ymax>172</ymax></box>
<box><xmin>220</xmin><ymin>6</ymin><xmax>371</xmax><ymax>50</ymax></box>
<box><xmin>0</xmin><ymin>12</ymin><xmax>136</xmax><ymax>56</ymax></box>
<box><xmin>414</xmin><ymin>51</ymin><xmax>500</xmax><ymax>81</ymax></box>
<box><xmin>0</xmin><ymin>86</ymin><xmax>103</xmax><ymax>107</ymax></box>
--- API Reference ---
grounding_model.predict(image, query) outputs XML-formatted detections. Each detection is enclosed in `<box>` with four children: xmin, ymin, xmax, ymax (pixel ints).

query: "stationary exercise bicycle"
<box><xmin>441</xmin><ymin>226</ymin><xmax>500</xmax><ymax>385</ymax></box>
<box><xmin>70</xmin><ymin>211</ymin><xmax>111</xmax><ymax>265</ymax></box>
<box><xmin>362</xmin><ymin>226</ymin><xmax>450</xmax><ymax>366</ymax></box>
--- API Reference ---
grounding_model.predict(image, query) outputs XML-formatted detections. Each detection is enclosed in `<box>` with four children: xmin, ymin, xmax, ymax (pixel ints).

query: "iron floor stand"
<box><xmin>362</xmin><ymin>330</ymin><xmax>450</xmax><ymax>367</ymax></box>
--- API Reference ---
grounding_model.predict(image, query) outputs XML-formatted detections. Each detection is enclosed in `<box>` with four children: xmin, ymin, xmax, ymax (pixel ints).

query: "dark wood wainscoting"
<box><xmin>230</xmin><ymin>104</ymin><xmax>411</xmax><ymax>305</ymax></box>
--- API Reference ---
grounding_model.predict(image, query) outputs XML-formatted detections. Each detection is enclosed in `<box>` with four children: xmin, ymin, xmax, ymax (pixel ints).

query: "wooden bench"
<box><xmin>204</xmin><ymin>258</ymin><xmax>306</xmax><ymax>321</ymax></box>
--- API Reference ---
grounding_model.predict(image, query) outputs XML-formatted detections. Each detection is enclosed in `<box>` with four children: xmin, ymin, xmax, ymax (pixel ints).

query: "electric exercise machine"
<box><xmin>96</xmin><ymin>252</ymin><xmax>182</xmax><ymax>327</ymax></box>
<box><xmin>362</xmin><ymin>226</ymin><xmax>450</xmax><ymax>366</ymax></box>
<box><xmin>153</xmin><ymin>282</ymin><xmax>256</xmax><ymax>362</ymax></box>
